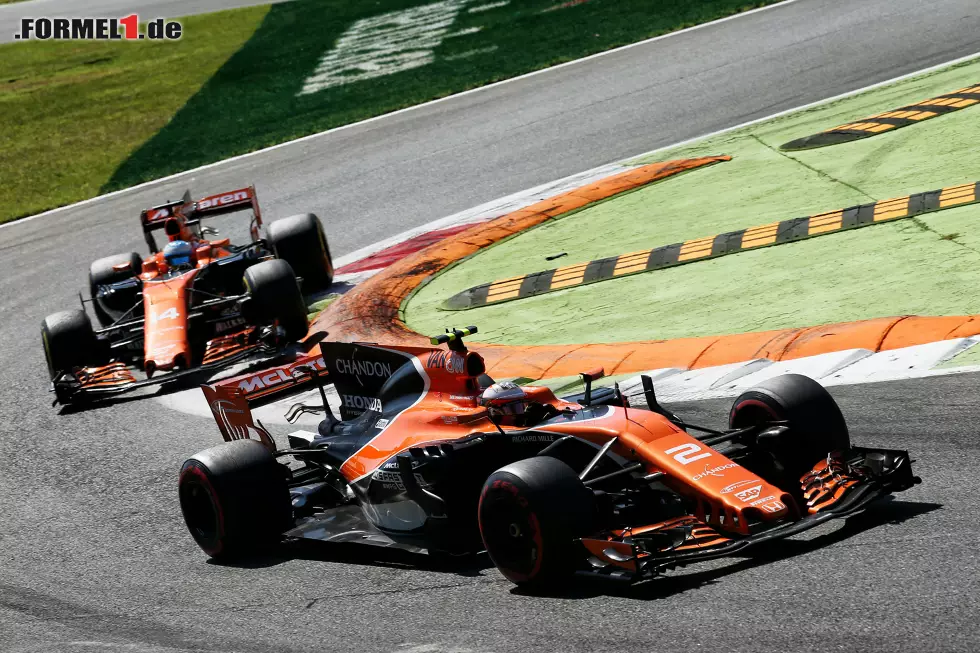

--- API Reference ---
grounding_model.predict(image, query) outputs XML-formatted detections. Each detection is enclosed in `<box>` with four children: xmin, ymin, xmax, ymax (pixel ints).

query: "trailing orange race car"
<box><xmin>179</xmin><ymin>327</ymin><xmax>919</xmax><ymax>586</ymax></box>
<box><xmin>41</xmin><ymin>186</ymin><xmax>334</xmax><ymax>405</ymax></box>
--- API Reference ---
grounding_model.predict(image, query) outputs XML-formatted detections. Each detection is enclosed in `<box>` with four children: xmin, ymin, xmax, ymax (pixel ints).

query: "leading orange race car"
<box><xmin>179</xmin><ymin>327</ymin><xmax>919</xmax><ymax>586</ymax></box>
<box><xmin>40</xmin><ymin>186</ymin><xmax>334</xmax><ymax>405</ymax></box>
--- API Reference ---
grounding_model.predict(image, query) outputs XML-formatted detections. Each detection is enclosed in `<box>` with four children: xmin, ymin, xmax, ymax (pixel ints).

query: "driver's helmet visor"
<box><xmin>497</xmin><ymin>401</ymin><xmax>526</xmax><ymax>415</ymax></box>
<box><xmin>167</xmin><ymin>254</ymin><xmax>192</xmax><ymax>267</ymax></box>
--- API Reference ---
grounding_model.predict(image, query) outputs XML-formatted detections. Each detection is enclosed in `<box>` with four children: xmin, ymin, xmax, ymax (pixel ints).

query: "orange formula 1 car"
<box><xmin>41</xmin><ymin>187</ymin><xmax>334</xmax><ymax>405</ymax></box>
<box><xmin>179</xmin><ymin>327</ymin><xmax>919</xmax><ymax>586</ymax></box>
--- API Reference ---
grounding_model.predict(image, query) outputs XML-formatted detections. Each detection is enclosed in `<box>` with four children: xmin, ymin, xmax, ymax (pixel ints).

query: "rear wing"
<box><xmin>203</xmin><ymin>336</ymin><xmax>488</xmax><ymax>441</ymax></box>
<box><xmin>139</xmin><ymin>186</ymin><xmax>263</xmax><ymax>252</ymax></box>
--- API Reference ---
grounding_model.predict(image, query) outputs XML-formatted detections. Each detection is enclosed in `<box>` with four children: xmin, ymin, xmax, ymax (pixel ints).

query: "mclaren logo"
<box><xmin>237</xmin><ymin>356</ymin><xmax>326</xmax><ymax>394</ymax></box>
<box><xmin>198</xmin><ymin>190</ymin><xmax>249</xmax><ymax>210</ymax></box>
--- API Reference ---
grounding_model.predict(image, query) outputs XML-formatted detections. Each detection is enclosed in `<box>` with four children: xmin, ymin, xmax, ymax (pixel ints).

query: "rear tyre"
<box><xmin>729</xmin><ymin>373</ymin><xmax>850</xmax><ymax>487</ymax></box>
<box><xmin>243</xmin><ymin>259</ymin><xmax>308</xmax><ymax>341</ymax></box>
<box><xmin>178</xmin><ymin>440</ymin><xmax>292</xmax><ymax>559</ymax></box>
<box><xmin>478</xmin><ymin>456</ymin><xmax>595</xmax><ymax>587</ymax></box>
<box><xmin>41</xmin><ymin>310</ymin><xmax>101</xmax><ymax>379</ymax></box>
<box><xmin>267</xmin><ymin>213</ymin><xmax>334</xmax><ymax>292</ymax></box>
<box><xmin>89</xmin><ymin>252</ymin><xmax>142</xmax><ymax>327</ymax></box>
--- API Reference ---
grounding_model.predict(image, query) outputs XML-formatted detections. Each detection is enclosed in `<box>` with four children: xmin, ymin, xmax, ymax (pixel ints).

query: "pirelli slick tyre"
<box><xmin>243</xmin><ymin>259</ymin><xmax>308</xmax><ymax>341</ymax></box>
<box><xmin>266</xmin><ymin>213</ymin><xmax>334</xmax><ymax>292</ymax></box>
<box><xmin>41</xmin><ymin>310</ymin><xmax>102</xmax><ymax>379</ymax></box>
<box><xmin>178</xmin><ymin>440</ymin><xmax>292</xmax><ymax>559</ymax></box>
<box><xmin>89</xmin><ymin>252</ymin><xmax>142</xmax><ymax>327</ymax></box>
<box><xmin>730</xmin><ymin>373</ymin><xmax>851</xmax><ymax>488</ymax></box>
<box><xmin>479</xmin><ymin>456</ymin><xmax>595</xmax><ymax>588</ymax></box>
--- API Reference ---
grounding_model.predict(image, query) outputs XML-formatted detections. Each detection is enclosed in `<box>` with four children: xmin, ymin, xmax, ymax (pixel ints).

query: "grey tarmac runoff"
<box><xmin>1</xmin><ymin>0</ymin><xmax>980</xmax><ymax>651</ymax></box>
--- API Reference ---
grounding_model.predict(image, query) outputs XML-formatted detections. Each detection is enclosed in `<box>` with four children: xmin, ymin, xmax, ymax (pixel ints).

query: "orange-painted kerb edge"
<box><xmin>310</xmin><ymin>156</ymin><xmax>980</xmax><ymax>379</ymax></box>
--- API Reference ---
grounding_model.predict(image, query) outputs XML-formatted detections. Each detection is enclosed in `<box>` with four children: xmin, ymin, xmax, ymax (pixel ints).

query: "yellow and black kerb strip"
<box><xmin>781</xmin><ymin>84</ymin><xmax>980</xmax><ymax>150</ymax></box>
<box><xmin>444</xmin><ymin>182</ymin><xmax>980</xmax><ymax>310</ymax></box>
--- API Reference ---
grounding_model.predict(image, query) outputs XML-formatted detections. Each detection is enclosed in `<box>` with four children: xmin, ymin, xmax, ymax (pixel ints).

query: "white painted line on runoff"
<box><xmin>822</xmin><ymin>337</ymin><xmax>980</xmax><ymax>386</ymax></box>
<box><xmin>24</xmin><ymin>0</ymin><xmax>956</xmax><ymax>234</ymax></box>
<box><xmin>717</xmin><ymin>348</ymin><xmax>873</xmax><ymax>393</ymax></box>
<box><xmin>468</xmin><ymin>1</ymin><xmax>509</xmax><ymax>13</ymax></box>
<box><xmin>444</xmin><ymin>45</ymin><xmax>498</xmax><ymax>61</ymax></box>
<box><xmin>298</xmin><ymin>0</ymin><xmax>473</xmax><ymax>96</ymax></box>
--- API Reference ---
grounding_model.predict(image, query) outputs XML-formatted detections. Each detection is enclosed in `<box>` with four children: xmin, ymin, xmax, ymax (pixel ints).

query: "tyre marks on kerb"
<box><xmin>444</xmin><ymin>181</ymin><xmax>980</xmax><ymax>310</ymax></box>
<box><xmin>781</xmin><ymin>83</ymin><xmax>980</xmax><ymax>150</ymax></box>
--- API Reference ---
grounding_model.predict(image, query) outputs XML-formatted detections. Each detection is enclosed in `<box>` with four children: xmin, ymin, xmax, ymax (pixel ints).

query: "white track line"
<box><xmin>2</xmin><ymin>0</ymin><xmax>810</xmax><ymax>230</ymax></box>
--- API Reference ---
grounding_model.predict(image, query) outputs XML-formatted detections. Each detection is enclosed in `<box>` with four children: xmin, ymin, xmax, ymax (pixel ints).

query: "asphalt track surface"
<box><xmin>0</xmin><ymin>0</ymin><xmax>291</xmax><ymax>44</ymax></box>
<box><xmin>1</xmin><ymin>0</ymin><xmax>979</xmax><ymax>650</ymax></box>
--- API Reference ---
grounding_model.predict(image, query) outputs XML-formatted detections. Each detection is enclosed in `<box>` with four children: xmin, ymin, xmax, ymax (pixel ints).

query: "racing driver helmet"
<box><xmin>480</xmin><ymin>381</ymin><xmax>528</xmax><ymax>424</ymax></box>
<box><xmin>163</xmin><ymin>240</ymin><xmax>194</xmax><ymax>271</ymax></box>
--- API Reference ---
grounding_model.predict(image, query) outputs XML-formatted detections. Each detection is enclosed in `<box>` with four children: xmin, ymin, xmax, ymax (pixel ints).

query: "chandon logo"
<box><xmin>335</xmin><ymin>358</ymin><xmax>393</xmax><ymax>378</ymax></box>
<box><xmin>691</xmin><ymin>463</ymin><xmax>738</xmax><ymax>482</ymax></box>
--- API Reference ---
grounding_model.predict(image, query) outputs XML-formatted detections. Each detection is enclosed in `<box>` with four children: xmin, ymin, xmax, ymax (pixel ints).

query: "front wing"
<box><xmin>50</xmin><ymin>325</ymin><xmax>280</xmax><ymax>404</ymax></box>
<box><xmin>578</xmin><ymin>446</ymin><xmax>920</xmax><ymax>581</ymax></box>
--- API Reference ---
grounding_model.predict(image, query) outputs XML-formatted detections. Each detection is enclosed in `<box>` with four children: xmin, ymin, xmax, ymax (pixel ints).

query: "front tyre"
<box><xmin>243</xmin><ymin>259</ymin><xmax>308</xmax><ymax>341</ymax></box>
<box><xmin>730</xmin><ymin>373</ymin><xmax>850</xmax><ymax>486</ymax></box>
<box><xmin>266</xmin><ymin>213</ymin><xmax>334</xmax><ymax>292</ymax></box>
<box><xmin>478</xmin><ymin>456</ymin><xmax>595</xmax><ymax>587</ymax></box>
<box><xmin>41</xmin><ymin>309</ymin><xmax>102</xmax><ymax>379</ymax></box>
<box><xmin>178</xmin><ymin>440</ymin><xmax>292</xmax><ymax>559</ymax></box>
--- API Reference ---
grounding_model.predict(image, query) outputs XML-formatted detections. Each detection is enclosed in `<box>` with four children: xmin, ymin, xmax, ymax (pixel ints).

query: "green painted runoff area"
<box><xmin>405</xmin><ymin>57</ymin><xmax>980</xmax><ymax>346</ymax></box>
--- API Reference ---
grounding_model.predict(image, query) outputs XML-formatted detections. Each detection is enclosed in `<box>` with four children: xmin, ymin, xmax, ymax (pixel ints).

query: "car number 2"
<box><xmin>665</xmin><ymin>442</ymin><xmax>712</xmax><ymax>465</ymax></box>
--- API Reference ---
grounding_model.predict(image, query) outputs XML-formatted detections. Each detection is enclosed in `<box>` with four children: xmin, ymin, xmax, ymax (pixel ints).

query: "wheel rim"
<box><xmin>480</xmin><ymin>485</ymin><xmax>544</xmax><ymax>582</ymax></box>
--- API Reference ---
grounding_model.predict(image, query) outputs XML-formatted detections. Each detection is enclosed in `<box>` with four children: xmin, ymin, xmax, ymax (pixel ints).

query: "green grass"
<box><xmin>0</xmin><ymin>7</ymin><xmax>268</xmax><ymax>221</ymax></box>
<box><xmin>404</xmin><ymin>56</ymin><xmax>980</xmax><ymax>346</ymax></box>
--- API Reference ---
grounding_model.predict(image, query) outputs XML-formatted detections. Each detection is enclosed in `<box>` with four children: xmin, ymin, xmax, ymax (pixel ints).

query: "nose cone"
<box><xmin>142</xmin><ymin>275</ymin><xmax>195</xmax><ymax>377</ymax></box>
<box><xmin>144</xmin><ymin>349</ymin><xmax>188</xmax><ymax>376</ymax></box>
